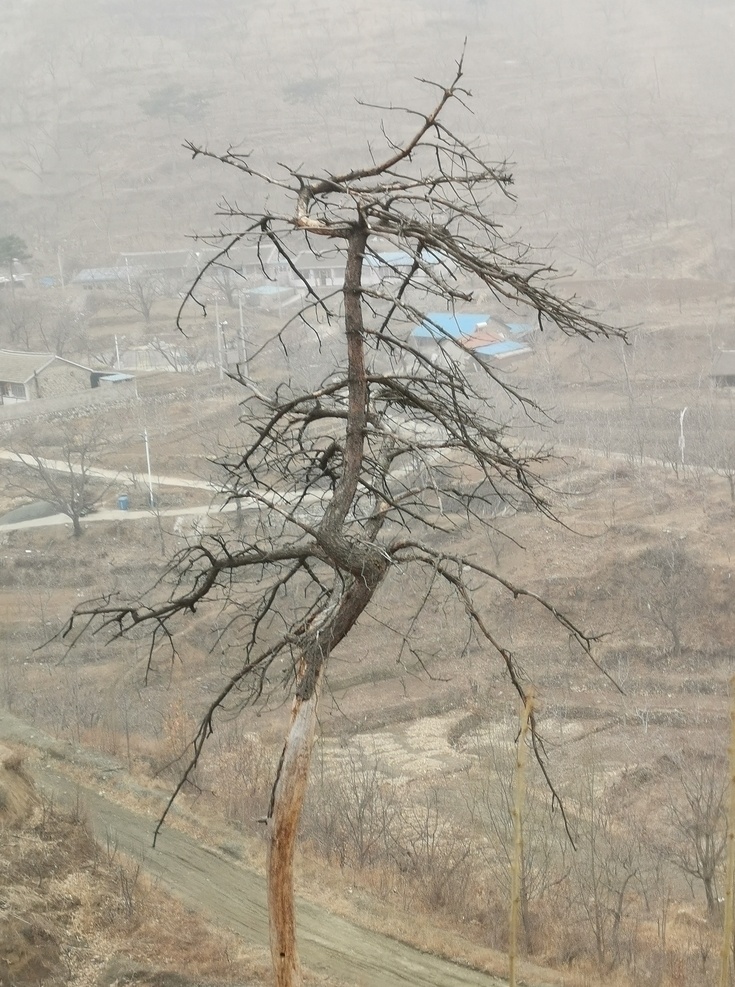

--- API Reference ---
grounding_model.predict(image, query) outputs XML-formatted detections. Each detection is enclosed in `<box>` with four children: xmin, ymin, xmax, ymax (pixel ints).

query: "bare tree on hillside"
<box><xmin>64</xmin><ymin>59</ymin><xmax>623</xmax><ymax>987</ymax></box>
<box><xmin>207</xmin><ymin>261</ymin><xmax>244</xmax><ymax>307</ymax></box>
<box><xmin>568</xmin><ymin>771</ymin><xmax>648</xmax><ymax>967</ymax></box>
<box><xmin>140</xmin><ymin>84</ymin><xmax>213</xmax><ymax>129</ymax></box>
<box><xmin>113</xmin><ymin>269</ymin><xmax>166</xmax><ymax>325</ymax></box>
<box><xmin>4</xmin><ymin>421</ymin><xmax>116</xmax><ymax>537</ymax></box>
<box><xmin>0</xmin><ymin>293</ymin><xmax>88</xmax><ymax>356</ymax></box>
<box><xmin>634</xmin><ymin>538</ymin><xmax>696</xmax><ymax>657</ymax></box>
<box><xmin>466</xmin><ymin>729</ymin><xmax>572</xmax><ymax>955</ymax></box>
<box><xmin>664</xmin><ymin>751</ymin><xmax>727</xmax><ymax>917</ymax></box>
<box><xmin>303</xmin><ymin>743</ymin><xmax>401</xmax><ymax>871</ymax></box>
<box><xmin>692</xmin><ymin>403</ymin><xmax>735</xmax><ymax>501</ymax></box>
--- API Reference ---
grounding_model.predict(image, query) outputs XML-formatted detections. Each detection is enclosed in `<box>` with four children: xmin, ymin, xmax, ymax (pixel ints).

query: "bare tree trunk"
<box><xmin>267</xmin><ymin>660</ymin><xmax>325</xmax><ymax>987</ymax></box>
<box><xmin>704</xmin><ymin>872</ymin><xmax>720</xmax><ymax>918</ymax></box>
<box><xmin>265</xmin><ymin>570</ymin><xmax>385</xmax><ymax>986</ymax></box>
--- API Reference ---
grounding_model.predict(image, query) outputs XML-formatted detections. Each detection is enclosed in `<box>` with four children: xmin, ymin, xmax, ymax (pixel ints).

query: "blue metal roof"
<box><xmin>412</xmin><ymin>312</ymin><xmax>490</xmax><ymax>339</ymax></box>
<box><xmin>371</xmin><ymin>250</ymin><xmax>413</xmax><ymax>267</ymax></box>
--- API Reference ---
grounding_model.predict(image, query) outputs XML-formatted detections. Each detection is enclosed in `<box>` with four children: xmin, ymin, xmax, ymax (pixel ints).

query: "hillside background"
<box><xmin>1</xmin><ymin>0</ymin><xmax>733</xmax><ymax>287</ymax></box>
<box><xmin>3</xmin><ymin>4</ymin><xmax>735</xmax><ymax>987</ymax></box>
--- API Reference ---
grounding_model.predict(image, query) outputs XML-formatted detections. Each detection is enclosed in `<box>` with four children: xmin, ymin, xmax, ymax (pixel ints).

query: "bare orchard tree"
<box><xmin>113</xmin><ymin>268</ymin><xmax>166</xmax><ymax>325</ymax></box>
<box><xmin>465</xmin><ymin>724</ymin><xmax>573</xmax><ymax>955</ymax></box>
<box><xmin>207</xmin><ymin>259</ymin><xmax>245</xmax><ymax>307</ymax></box>
<box><xmin>567</xmin><ymin>769</ymin><xmax>648</xmax><ymax>968</ymax></box>
<box><xmin>64</xmin><ymin>60</ymin><xmax>622</xmax><ymax>987</ymax></box>
<box><xmin>4</xmin><ymin>419</ymin><xmax>116</xmax><ymax>537</ymax></box>
<box><xmin>664</xmin><ymin>750</ymin><xmax>728</xmax><ymax>917</ymax></box>
<box><xmin>0</xmin><ymin>293</ymin><xmax>88</xmax><ymax>356</ymax></box>
<box><xmin>634</xmin><ymin>538</ymin><xmax>697</xmax><ymax>658</ymax></box>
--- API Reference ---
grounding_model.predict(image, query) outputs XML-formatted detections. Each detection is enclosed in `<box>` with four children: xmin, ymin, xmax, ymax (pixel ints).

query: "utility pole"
<box><xmin>57</xmin><ymin>245</ymin><xmax>65</xmax><ymax>289</ymax></box>
<box><xmin>143</xmin><ymin>428</ymin><xmax>155</xmax><ymax>507</ymax></box>
<box><xmin>679</xmin><ymin>406</ymin><xmax>688</xmax><ymax>467</ymax></box>
<box><xmin>215</xmin><ymin>299</ymin><xmax>224</xmax><ymax>383</ymax></box>
<box><xmin>238</xmin><ymin>295</ymin><xmax>249</xmax><ymax>377</ymax></box>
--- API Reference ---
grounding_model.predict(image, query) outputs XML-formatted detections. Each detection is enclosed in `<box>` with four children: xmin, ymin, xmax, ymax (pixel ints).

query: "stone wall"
<box><xmin>34</xmin><ymin>363</ymin><xmax>92</xmax><ymax>400</ymax></box>
<box><xmin>0</xmin><ymin>381</ymin><xmax>138</xmax><ymax>426</ymax></box>
<box><xmin>0</xmin><ymin>384</ymin><xmax>191</xmax><ymax>440</ymax></box>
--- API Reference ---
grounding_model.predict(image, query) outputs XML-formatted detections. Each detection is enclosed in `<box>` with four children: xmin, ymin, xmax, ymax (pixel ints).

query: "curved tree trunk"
<box><xmin>267</xmin><ymin>659</ymin><xmax>325</xmax><ymax>987</ymax></box>
<box><xmin>265</xmin><ymin>224</ymin><xmax>384</xmax><ymax>987</ymax></box>
<box><xmin>265</xmin><ymin>572</ymin><xmax>386</xmax><ymax>986</ymax></box>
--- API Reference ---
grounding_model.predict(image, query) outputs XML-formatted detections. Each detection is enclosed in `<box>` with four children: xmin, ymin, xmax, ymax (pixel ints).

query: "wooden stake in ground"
<box><xmin>719</xmin><ymin>676</ymin><xmax>735</xmax><ymax>987</ymax></box>
<box><xmin>510</xmin><ymin>691</ymin><xmax>534</xmax><ymax>987</ymax></box>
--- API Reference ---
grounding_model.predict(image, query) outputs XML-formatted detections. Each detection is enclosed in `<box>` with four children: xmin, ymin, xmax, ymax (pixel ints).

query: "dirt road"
<box><xmin>0</xmin><ymin>449</ymin><xmax>219</xmax><ymax>491</ymax></box>
<box><xmin>0</xmin><ymin>711</ymin><xmax>510</xmax><ymax>987</ymax></box>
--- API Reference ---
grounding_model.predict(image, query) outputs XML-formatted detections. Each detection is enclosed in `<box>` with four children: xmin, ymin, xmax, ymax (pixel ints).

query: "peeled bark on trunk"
<box><xmin>266</xmin><ymin>661</ymin><xmax>325</xmax><ymax>987</ymax></box>
<box><xmin>264</xmin><ymin>574</ymin><xmax>386</xmax><ymax>987</ymax></box>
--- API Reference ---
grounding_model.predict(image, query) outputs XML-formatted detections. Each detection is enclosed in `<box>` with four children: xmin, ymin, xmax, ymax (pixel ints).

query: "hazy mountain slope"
<box><xmin>1</xmin><ymin>0</ymin><xmax>733</xmax><ymax>283</ymax></box>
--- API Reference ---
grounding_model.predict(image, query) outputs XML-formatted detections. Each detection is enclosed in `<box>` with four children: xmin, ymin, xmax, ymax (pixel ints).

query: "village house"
<box><xmin>0</xmin><ymin>350</ymin><xmax>101</xmax><ymax>403</ymax></box>
<box><xmin>363</xmin><ymin>248</ymin><xmax>451</xmax><ymax>284</ymax></box>
<box><xmin>411</xmin><ymin>312</ymin><xmax>534</xmax><ymax>364</ymax></box>
<box><xmin>71</xmin><ymin>266</ymin><xmax>141</xmax><ymax>290</ymax></box>
<box><xmin>289</xmin><ymin>250</ymin><xmax>346</xmax><ymax>288</ymax></box>
<box><xmin>0</xmin><ymin>264</ymin><xmax>31</xmax><ymax>290</ymax></box>
<box><xmin>267</xmin><ymin>244</ymin><xmax>452</xmax><ymax>291</ymax></box>
<box><xmin>71</xmin><ymin>247</ymin><xmax>223</xmax><ymax>294</ymax></box>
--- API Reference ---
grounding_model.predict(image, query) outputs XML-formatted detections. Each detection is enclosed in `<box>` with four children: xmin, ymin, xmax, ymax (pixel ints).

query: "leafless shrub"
<box><xmin>304</xmin><ymin>743</ymin><xmax>400</xmax><ymax>870</ymax></box>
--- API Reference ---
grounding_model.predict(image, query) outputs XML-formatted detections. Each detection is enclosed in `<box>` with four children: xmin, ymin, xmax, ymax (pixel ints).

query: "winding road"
<box><xmin>0</xmin><ymin>710</ymin><xmax>514</xmax><ymax>987</ymax></box>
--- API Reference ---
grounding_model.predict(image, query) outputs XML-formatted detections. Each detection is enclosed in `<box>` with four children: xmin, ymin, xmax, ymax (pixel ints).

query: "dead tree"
<box><xmin>64</xmin><ymin>58</ymin><xmax>623</xmax><ymax>987</ymax></box>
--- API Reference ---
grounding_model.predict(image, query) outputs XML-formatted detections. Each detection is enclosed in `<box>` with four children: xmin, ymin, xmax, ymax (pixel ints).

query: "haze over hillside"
<box><xmin>1</xmin><ymin>0</ymin><xmax>733</xmax><ymax>285</ymax></box>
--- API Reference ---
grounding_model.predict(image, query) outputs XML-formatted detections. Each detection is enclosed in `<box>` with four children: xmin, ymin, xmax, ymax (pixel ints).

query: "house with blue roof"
<box><xmin>71</xmin><ymin>266</ymin><xmax>140</xmax><ymax>289</ymax></box>
<box><xmin>410</xmin><ymin>312</ymin><xmax>533</xmax><ymax>364</ymax></box>
<box><xmin>471</xmin><ymin>339</ymin><xmax>531</xmax><ymax>360</ymax></box>
<box><xmin>276</xmin><ymin>246</ymin><xmax>451</xmax><ymax>288</ymax></box>
<box><xmin>243</xmin><ymin>283</ymin><xmax>301</xmax><ymax>312</ymax></box>
<box><xmin>412</xmin><ymin>312</ymin><xmax>492</xmax><ymax>340</ymax></box>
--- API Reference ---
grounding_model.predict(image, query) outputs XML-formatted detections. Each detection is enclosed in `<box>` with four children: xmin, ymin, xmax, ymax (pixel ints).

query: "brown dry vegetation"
<box><xmin>0</xmin><ymin>747</ymin><xmax>268</xmax><ymax>987</ymax></box>
<box><xmin>4</xmin><ymin>441</ymin><xmax>735</xmax><ymax>985</ymax></box>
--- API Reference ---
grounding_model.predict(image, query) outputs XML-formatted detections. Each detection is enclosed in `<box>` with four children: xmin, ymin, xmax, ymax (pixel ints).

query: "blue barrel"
<box><xmin>117</xmin><ymin>494</ymin><xmax>129</xmax><ymax>511</ymax></box>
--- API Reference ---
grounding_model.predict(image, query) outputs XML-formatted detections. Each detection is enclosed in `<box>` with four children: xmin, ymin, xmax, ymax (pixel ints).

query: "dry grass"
<box><xmin>4</xmin><ymin>456</ymin><xmax>735</xmax><ymax>986</ymax></box>
<box><xmin>0</xmin><ymin>753</ymin><xmax>269</xmax><ymax>987</ymax></box>
<box><xmin>0</xmin><ymin>745</ymin><xmax>36</xmax><ymax>827</ymax></box>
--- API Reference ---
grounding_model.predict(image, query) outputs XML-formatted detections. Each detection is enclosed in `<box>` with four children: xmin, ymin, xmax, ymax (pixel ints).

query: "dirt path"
<box><xmin>0</xmin><ymin>449</ymin><xmax>219</xmax><ymax>491</ymax></box>
<box><xmin>0</xmin><ymin>711</ymin><xmax>512</xmax><ymax>987</ymax></box>
<box><xmin>0</xmin><ymin>501</ymin><xmax>235</xmax><ymax>531</ymax></box>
